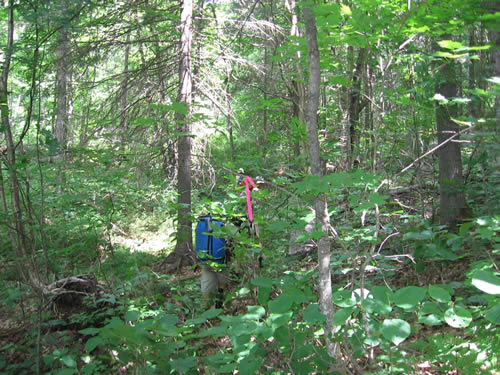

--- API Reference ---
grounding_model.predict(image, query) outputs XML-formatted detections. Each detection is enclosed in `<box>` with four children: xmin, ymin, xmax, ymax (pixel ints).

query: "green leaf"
<box><xmin>420</xmin><ymin>301</ymin><xmax>442</xmax><ymax>315</ymax></box>
<box><xmin>171</xmin><ymin>101</ymin><xmax>188</xmax><ymax>115</ymax></box>
<box><xmin>79</xmin><ymin>327</ymin><xmax>100</xmax><ymax>335</ymax></box>
<box><xmin>418</xmin><ymin>313</ymin><xmax>443</xmax><ymax>326</ymax></box>
<box><xmin>251</xmin><ymin>277</ymin><xmax>274</xmax><ymax>288</ymax></box>
<box><xmin>341</xmin><ymin>4</ymin><xmax>352</xmax><ymax>15</ymax></box>
<box><xmin>471</xmin><ymin>270</ymin><xmax>500</xmax><ymax>295</ymax></box>
<box><xmin>438</xmin><ymin>40</ymin><xmax>464</xmax><ymax>50</ymax></box>
<box><xmin>269</xmin><ymin>293</ymin><xmax>294</xmax><ymax>314</ymax></box>
<box><xmin>267</xmin><ymin>312</ymin><xmax>293</xmax><ymax>329</ymax></box>
<box><xmin>485</xmin><ymin>304</ymin><xmax>500</xmax><ymax>325</ymax></box>
<box><xmin>60</xmin><ymin>355</ymin><xmax>77</xmax><ymax>368</ymax></box>
<box><xmin>125</xmin><ymin>310</ymin><xmax>141</xmax><ymax>322</ymax></box>
<box><xmin>428</xmin><ymin>285</ymin><xmax>452</xmax><ymax>303</ymax></box>
<box><xmin>244</xmin><ymin>305</ymin><xmax>266</xmax><ymax>320</ymax></box>
<box><xmin>303</xmin><ymin>304</ymin><xmax>326</xmax><ymax>324</ymax></box>
<box><xmin>362</xmin><ymin>286</ymin><xmax>392</xmax><ymax>315</ymax></box>
<box><xmin>381</xmin><ymin>319</ymin><xmax>411</xmax><ymax>346</ymax></box>
<box><xmin>392</xmin><ymin>286</ymin><xmax>427</xmax><ymax>310</ymax></box>
<box><xmin>238</xmin><ymin>356</ymin><xmax>262</xmax><ymax>375</ymax></box>
<box><xmin>444</xmin><ymin>306</ymin><xmax>473</xmax><ymax>328</ymax></box>
<box><xmin>171</xmin><ymin>357</ymin><xmax>197</xmax><ymax>373</ymax></box>
<box><xmin>258</xmin><ymin>286</ymin><xmax>272</xmax><ymax>305</ymax></box>
<box><xmin>333</xmin><ymin>308</ymin><xmax>354</xmax><ymax>326</ymax></box>
<box><xmin>333</xmin><ymin>290</ymin><xmax>357</xmax><ymax>307</ymax></box>
<box><xmin>85</xmin><ymin>336</ymin><xmax>103</xmax><ymax>352</ymax></box>
<box><xmin>202</xmin><ymin>308</ymin><xmax>222</xmax><ymax>320</ymax></box>
<box><xmin>367</xmin><ymin>193</ymin><xmax>388</xmax><ymax>205</ymax></box>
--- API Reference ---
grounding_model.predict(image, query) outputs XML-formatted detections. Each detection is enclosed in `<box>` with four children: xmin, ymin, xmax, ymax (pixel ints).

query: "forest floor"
<box><xmin>0</xmin><ymin>242</ymin><xmax>494</xmax><ymax>375</ymax></box>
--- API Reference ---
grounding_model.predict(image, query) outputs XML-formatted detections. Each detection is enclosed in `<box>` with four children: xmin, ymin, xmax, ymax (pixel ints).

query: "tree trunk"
<box><xmin>285</xmin><ymin>0</ymin><xmax>306</xmax><ymax>160</ymax></box>
<box><xmin>120</xmin><ymin>24</ymin><xmax>131</xmax><ymax>144</ymax></box>
<box><xmin>54</xmin><ymin>21</ymin><xmax>71</xmax><ymax>185</ymax></box>
<box><xmin>302</xmin><ymin>5</ymin><xmax>342</xmax><ymax>363</ymax></box>
<box><xmin>0</xmin><ymin>1</ymin><xmax>44</xmax><ymax>294</ymax></box>
<box><xmin>435</xmin><ymin>36</ymin><xmax>465</xmax><ymax>227</ymax></box>
<box><xmin>347</xmin><ymin>48</ymin><xmax>366</xmax><ymax>168</ymax></box>
<box><xmin>485</xmin><ymin>2</ymin><xmax>500</xmax><ymax>128</ymax></box>
<box><xmin>171</xmin><ymin>0</ymin><xmax>195</xmax><ymax>268</ymax></box>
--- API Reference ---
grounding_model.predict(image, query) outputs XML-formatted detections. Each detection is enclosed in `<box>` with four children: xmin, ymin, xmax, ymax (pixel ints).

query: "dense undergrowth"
<box><xmin>1</xmin><ymin>163</ymin><xmax>499</xmax><ymax>375</ymax></box>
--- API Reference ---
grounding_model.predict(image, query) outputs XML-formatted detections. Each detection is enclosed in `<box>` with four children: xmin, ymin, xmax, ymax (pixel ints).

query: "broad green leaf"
<box><xmin>333</xmin><ymin>290</ymin><xmax>357</xmax><ymax>307</ymax></box>
<box><xmin>418</xmin><ymin>313</ymin><xmax>443</xmax><ymax>326</ymax></box>
<box><xmin>124</xmin><ymin>310</ymin><xmax>141</xmax><ymax>322</ymax></box>
<box><xmin>362</xmin><ymin>286</ymin><xmax>392</xmax><ymax>315</ymax></box>
<box><xmin>202</xmin><ymin>308</ymin><xmax>222</xmax><ymax>320</ymax></box>
<box><xmin>485</xmin><ymin>304</ymin><xmax>500</xmax><ymax>324</ymax></box>
<box><xmin>471</xmin><ymin>270</ymin><xmax>500</xmax><ymax>295</ymax></box>
<box><xmin>238</xmin><ymin>357</ymin><xmax>262</xmax><ymax>375</ymax></box>
<box><xmin>258</xmin><ymin>286</ymin><xmax>272</xmax><ymax>305</ymax></box>
<box><xmin>199</xmin><ymin>325</ymin><xmax>227</xmax><ymax>338</ymax></box>
<box><xmin>381</xmin><ymin>319</ymin><xmax>411</xmax><ymax>346</ymax></box>
<box><xmin>269</xmin><ymin>293</ymin><xmax>294</xmax><ymax>314</ymax></box>
<box><xmin>444</xmin><ymin>306</ymin><xmax>472</xmax><ymax>328</ymax></box>
<box><xmin>267</xmin><ymin>312</ymin><xmax>293</xmax><ymax>329</ymax></box>
<box><xmin>367</xmin><ymin>192</ymin><xmax>388</xmax><ymax>205</ymax></box>
<box><xmin>420</xmin><ymin>301</ymin><xmax>442</xmax><ymax>315</ymax></box>
<box><xmin>160</xmin><ymin>314</ymin><xmax>179</xmax><ymax>329</ymax></box>
<box><xmin>60</xmin><ymin>355</ymin><xmax>77</xmax><ymax>368</ymax></box>
<box><xmin>171</xmin><ymin>357</ymin><xmax>197</xmax><ymax>373</ymax></box>
<box><xmin>274</xmin><ymin>325</ymin><xmax>290</xmax><ymax>346</ymax></box>
<box><xmin>341</xmin><ymin>4</ymin><xmax>352</xmax><ymax>15</ymax></box>
<box><xmin>85</xmin><ymin>336</ymin><xmax>103</xmax><ymax>352</ymax></box>
<box><xmin>170</xmin><ymin>101</ymin><xmax>188</xmax><ymax>115</ymax></box>
<box><xmin>251</xmin><ymin>277</ymin><xmax>274</xmax><ymax>288</ymax></box>
<box><xmin>392</xmin><ymin>286</ymin><xmax>427</xmax><ymax>310</ymax></box>
<box><xmin>438</xmin><ymin>40</ymin><xmax>464</xmax><ymax>50</ymax></box>
<box><xmin>79</xmin><ymin>327</ymin><xmax>100</xmax><ymax>335</ymax></box>
<box><xmin>428</xmin><ymin>285</ymin><xmax>452</xmax><ymax>303</ymax></box>
<box><xmin>333</xmin><ymin>307</ymin><xmax>354</xmax><ymax>326</ymax></box>
<box><xmin>303</xmin><ymin>303</ymin><xmax>326</xmax><ymax>324</ymax></box>
<box><xmin>244</xmin><ymin>305</ymin><xmax>266</xmax><ymax>320</ymax></box>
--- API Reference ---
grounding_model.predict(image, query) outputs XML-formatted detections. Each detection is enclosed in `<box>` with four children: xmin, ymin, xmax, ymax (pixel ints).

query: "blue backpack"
<box><xmin>195</xmin><ymin>215</ymin><xmax>226</xmax><ymax>264</ymax></box>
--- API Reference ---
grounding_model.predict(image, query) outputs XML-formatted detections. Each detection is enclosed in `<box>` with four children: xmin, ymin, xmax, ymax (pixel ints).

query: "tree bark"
<box><xmin>285</xmin><ymin>0</ymin><xmax>306</xmax><ymax>160</ymax></box>
<box><xmin>54</xmin><ymin>20</ymin><xmax>71</xmax><ymax>186</ymax></box>
<box><xmin>347</xmin><ymin>48</ymin><xmax>366</xmax><ymax>168</ymax></box>
<box><xmin>302</xmin><ymin>5</ymin><xmax>342</xmax><ymax>363</ymax></box>
<box><xmin>0</xmin><ymin>1</ymin><xmax>44</xmax><ymax>294</ymax></box>
<box><xmin>435</xmin><ymin>36</ymin><xmax>465</xmax><ymax>227</ymax></box>
<box><xmin>172</xmin><ymin>0</ymin><xmax>195</xmax><ymax>267</ymax></box>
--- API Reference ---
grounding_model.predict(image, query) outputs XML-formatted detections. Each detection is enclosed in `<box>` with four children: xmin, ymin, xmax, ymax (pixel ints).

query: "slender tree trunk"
<box><xmin>435</xmin><ymin>36</ymin><xmax>465</xmax><ymax>227</ymax></box>
<box><xmin>302</xmin><ymin>5</ymin><xmax>342</xmax><ymax>364</ymax></box>
<box><xmin>487</xmin><ymin>5</ymin><xmax>500</xmax><ymax>128</ymax></box>
<box><xmin>120</xmin><ymin>26</ymin><xmax>131</xmax><ymax>144</ymax></box>
<box><xmin>224</xmin><ymin>74</ymin><xmax>235</xmax><ymax>161</ymax></box>
<box><xmin>172</xmin><ymin>0</ymin><xmax>195</xmax><ymax>266</ymax></box>
<box><xmin>347</xmin><ymin>48</ymin><xmax>366</xmax><ymax>168</ymax></box>
<box><xmin>0</xmin><ymin>1</ymin><xmax>44</xmax><ymax>294</ymax></box>
<box><xmin>285</xmin><ymin>0</ymin><xmax>306</xmax><ymax>160</ymax></box>
<box><xmin>54</xmin><ymin>7</ymin><xmax>71</xmax><ymax>187</ymax></box>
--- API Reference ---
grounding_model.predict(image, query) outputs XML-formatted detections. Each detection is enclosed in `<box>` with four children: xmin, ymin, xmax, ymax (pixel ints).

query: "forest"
<box><xmin>0</xmin><ymin>0</ymin><xmax>499</xmax><ymax>374</ymax></box>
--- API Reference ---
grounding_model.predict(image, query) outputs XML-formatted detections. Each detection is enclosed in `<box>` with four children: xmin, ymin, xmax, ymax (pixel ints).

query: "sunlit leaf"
<box><xmin>444</xmin><ymin>306</ymin><xmax>472</xmax><ymax>328</ymax></box>
<box><xmin>392</xmin><ymin>286</ymin><xmax>427</xmax><ymax>310</ymax></box>
<box><xmin>471</xmin><ymin>270</ymin><xmax>500</xmax><ymax>295</ymax></box>
<box><xmin>381</xmin><ymin>319</ymin><xmax>411</xmax><ymax>346</ymax></box>
<box><xmin>428</xmin><ymin>285</ymin><xmax>452</xmax><ymax>303</ymax></box>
